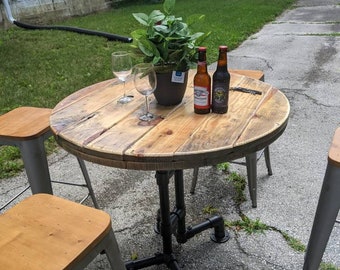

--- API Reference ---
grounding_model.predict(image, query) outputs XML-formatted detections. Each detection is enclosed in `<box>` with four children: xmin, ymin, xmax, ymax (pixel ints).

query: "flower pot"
<box><xmin>154</xmin><ymin>71</ymin><xmax>189</xmax><ymax>106</ymax></box>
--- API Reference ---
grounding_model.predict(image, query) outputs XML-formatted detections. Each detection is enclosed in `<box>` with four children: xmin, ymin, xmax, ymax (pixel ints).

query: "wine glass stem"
<box><xmin>123</xmin><ymin>81</ymin><xmax>126</xmax><ymax>97</ymax></box>
<box><xmin>145</xmin><ymin>96</ymin><xmax>150</xmax><ymax>115</ymax></box>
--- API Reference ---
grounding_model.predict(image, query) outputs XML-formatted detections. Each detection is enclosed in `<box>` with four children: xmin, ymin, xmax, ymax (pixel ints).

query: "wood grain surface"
<box><xmin>329</xmin><ymin>127</ymin><xmax>340</xmax><ymax>167</ymax></box>
<box><xmin>0</xmin><ymin>107</ymin><xmax>52</xmax><ymax>140</ymax></box>
<box><xmin>50</xmin><ymin>70</ymin><xmax>290</xmax><ymax>170</ymax></box>
<box><xmin>0</xmin><ymin>194</ymin><xmax>111</xmax><ymax>270</ymax></box>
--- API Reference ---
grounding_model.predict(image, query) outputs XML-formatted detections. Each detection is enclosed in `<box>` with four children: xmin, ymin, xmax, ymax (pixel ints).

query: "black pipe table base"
<box><xmin>125</xmin><ymin>170</ymin><xmax>230</xmax><ymax>270</ymax></box>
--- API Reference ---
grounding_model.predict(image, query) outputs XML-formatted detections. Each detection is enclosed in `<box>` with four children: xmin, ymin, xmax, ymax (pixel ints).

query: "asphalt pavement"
<box><xmin>1</xmin><ymin>0</ymin><xmax>339</xmax><ymax>269</ymax></box>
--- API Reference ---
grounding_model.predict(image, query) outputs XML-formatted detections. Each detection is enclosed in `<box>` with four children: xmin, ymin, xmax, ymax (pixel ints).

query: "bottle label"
<box><xmin>213</xmin><ymin>86</ymin><xmax>226</xmax><ymax>104</ymax></box>
<box><xmin>171</xmin><ymin>71</ymin><xmax>185</xmax><ymax>84</ymax></box>
<box><xmin>194</xmin><ymin>86</ymin><xmax>210</xmax><ymax>107</ymax></box>
<box><xmin>197</xmin><ymin>61</ymin><xmax>206</xmax><ymax>67</ymax></box>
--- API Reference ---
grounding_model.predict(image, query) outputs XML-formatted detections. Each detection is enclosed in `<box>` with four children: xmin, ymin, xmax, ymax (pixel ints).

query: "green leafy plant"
<box><xmin>130</xmin><ymin>0</ymin><xmax>210</xmax><ymax>72</ymax></box>
<box><xmin>0</xmin><ymin>0</ymin><xmax>297</xmax><ymax>178</ymax></box>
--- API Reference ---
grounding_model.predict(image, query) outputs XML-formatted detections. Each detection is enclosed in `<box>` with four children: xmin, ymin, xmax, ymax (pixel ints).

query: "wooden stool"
<box><xmin>0</xmin><ymin>194</ymin><xmax>125</xmax><ymax>270</ymax></box>
<box><xmin>303</xmin><ymin>127</ymin><xmax>340</xmax><ymax>270</ymax></box>
<box><xmin>190</xmin><ymin>70</ymin><xmax>272</xmax><ymax>208</ymax></box>
<box><xmin>0</xmin><ymin>107</ymin><xmax>98</xmax><ymax>210</ymax></box>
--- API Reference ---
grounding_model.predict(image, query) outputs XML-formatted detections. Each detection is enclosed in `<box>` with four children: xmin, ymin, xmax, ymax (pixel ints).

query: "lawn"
<box><xmin>0</xmin><ymin>0</ymin><xmax>296</xmax><ymax>178</ymax></box>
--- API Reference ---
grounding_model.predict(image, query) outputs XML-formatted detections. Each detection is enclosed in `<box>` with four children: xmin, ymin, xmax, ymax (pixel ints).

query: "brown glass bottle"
<box><xmin>212</xmin><ymin>46</ymin><xmax>230</xmax><ymax>114</ymax></box>
<box><xmin>194</xmin><ymin>47</ymin><xmax>211</xmax><ymax>114</ymax></box>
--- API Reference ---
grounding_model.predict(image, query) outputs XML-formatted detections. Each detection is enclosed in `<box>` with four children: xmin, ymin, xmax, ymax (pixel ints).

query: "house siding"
<box><xmin>0</xmin><ymin>0</ymin><xmax>123</xmax><ymax>28</ymax></box>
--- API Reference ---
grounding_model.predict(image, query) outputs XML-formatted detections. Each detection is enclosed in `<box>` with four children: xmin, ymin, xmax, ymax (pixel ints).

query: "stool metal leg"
<box><xmin>19</xmin><ymin>138</ymin><xmax>53</xmax><ymax>194</ymax></box>
<box><xmin>191</xmin><ymin>147</ymin><xmax>272</xmax><ymax>207</ymax></box>
<box><xmin>246</xmin><ymin>152</ymin><xmax>257</xmax><ymax>208</ymax></box>
<box><xmin>76</xmin><ymin>157</ymin><xmax>99</xmax><ymax>209</ymax></box>
<box><xmin>190</xmin><ymin>167</ymin><xmax>199</xmax><ymax>194</ymax></box>
<box><xmin>303</xmin><ymin>163</ymin><xmax>340</xmax><ymax>270</ymax></box>
<box><xmin>72</xmin><ymin>228</ymin><xmax>125</xmax><ymax>270</ymax></box>
<box><xmin>104</xmin><ymin>230</ymin><xmax>126</xmax><ymax>270</ymax></box>
<box><xmin>264</xmin><ymin>146</ymin><xmax>273</xmax><ymax>175</ymax></box>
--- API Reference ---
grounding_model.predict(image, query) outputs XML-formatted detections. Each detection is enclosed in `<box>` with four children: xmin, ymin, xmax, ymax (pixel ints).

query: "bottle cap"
<box><xmin>219</xmin><ymin>45</ymin><xmax>228</xmax><ymax>51</ymax></box>
<box><xmin>198</xmin><ymin>47</ymin><xmax>207</xmax><ymax>51</ymax></box>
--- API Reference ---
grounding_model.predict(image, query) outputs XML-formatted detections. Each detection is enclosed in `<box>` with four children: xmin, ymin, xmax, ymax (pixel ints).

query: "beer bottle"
<box><xmin>212</xmin><ymin>45</ymin><xmax>230</xmax><ymax>114</ymax></box>
<box><xmin>194</xmin><ymin>47</ymin><xmax>211</xmax><ymax>114</ymax></box>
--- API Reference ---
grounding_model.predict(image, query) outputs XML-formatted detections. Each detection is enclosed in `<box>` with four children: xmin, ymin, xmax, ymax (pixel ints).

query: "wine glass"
<box><xmin>133</xmin><ymin>63</ymin><xmax>157</xmax><ymax>121</ymax></box>
<box><xmin>111</xmin><ymin>51</ymin><xmax>133</xmax><ymax>104</ymax></box>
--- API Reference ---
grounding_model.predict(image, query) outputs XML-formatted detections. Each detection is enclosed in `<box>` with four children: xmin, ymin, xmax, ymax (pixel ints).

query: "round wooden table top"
<box><xmin>50</xmin><ymin>70</ymin><xmax>290</xmax><ymax>171</ymax></box>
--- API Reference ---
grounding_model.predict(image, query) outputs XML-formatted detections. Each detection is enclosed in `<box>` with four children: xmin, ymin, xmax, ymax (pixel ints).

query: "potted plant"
<box><xmin>131</xmin><ymin>0</ymin><xmax>210</xmax><ymax>105</ymax></box>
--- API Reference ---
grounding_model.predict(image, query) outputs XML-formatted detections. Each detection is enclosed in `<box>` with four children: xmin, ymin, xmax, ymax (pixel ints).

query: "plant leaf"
<box><xmin>131</xmin><ymin>29</ymin><xmax>147</xmax><ymax>41</ymax></box>
<box><xmin>163</xmin><ymin>0</ymin><xmax>176</xmax><ymax>15</ymax></box>
<box><xmin>157</xmin><ymin>41</ymin><xmax>169</xmax><ymax>61</ymax></box>
<box><xmin>132</xmin><ymin>13</ymin><xmax>149</xmax><ymax>26</ymax></box>
<box><xmin>154</xmin><ymin>25</ymin><xmax>169</xmax><ymax>35</ymax></box>
<box><xmin>149</xmin><ymin>10</ymin><xmax>165</xmax><ymax>23</ymax></box>
<box><xmin>190</xmin><ymin>32</ymin><xmax>204</xmax><ymax>41</ymax></box>
<box><xmin>194</xmin><ymin>31</ymin><xmax>211</xmax><ymax>45</ymax></box>
<box><xmin>137</xmin><ymin>38</ymin><xmax>160</xmax><ymax>58</ymax></box>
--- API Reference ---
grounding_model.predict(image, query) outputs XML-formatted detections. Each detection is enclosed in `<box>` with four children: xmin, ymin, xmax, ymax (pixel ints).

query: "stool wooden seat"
<box><xmin>303</xmin><ymin>127</ymin><xmax>340</xmax><ymax>270</ymax></box>
<box><xmin>190</xmin><ymin>70</ymin><xmax>272</xmax><ymax>208</ymax></box>
<box><xmin>0</xmin><ymin>107</ymin><xmax>98</xmax><ymax>210</ymax></box>
<box><xmin>0</xmin><ymin>194</ymin><xmax>125</xmax><ymax>270</ymax></box>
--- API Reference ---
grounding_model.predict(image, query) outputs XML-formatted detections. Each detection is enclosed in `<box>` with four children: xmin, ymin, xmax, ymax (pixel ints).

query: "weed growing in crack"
<box><xmin>226</xmin><ymin>214</ymin><xmax>270</xmax><ymax>234</ymax></box>
<box><xmin>226</xmin><ymin>171</ymin><xmax>247</xmax><ymax>205</ymax></box>
<box><xmin>320</xmin><ymin>263</ymin><xmax>340</xmax><ymax>270</ymax></box>
<box><xmin>202</xmin><ymin>205</ymin><xmax>219</xmax><ymax>215</ymax></box>
<box><xmin>224</xmin><ymin>169</ymin><xmax>308</xmax><ymax>254</ymax></box>
<box><xmin>270</xmin><ymin>227</ymin><xmax>305</xmax><ymax>252</ymax></box>
<box><xmin>216</xmin><ymin>162</ymin><xmax>230</xmax><ymax>172</ymax></box>
<box><xmin>280</xmin><ymin>231</ymin><xmax>305</xmax><ymax>252</ymax></box>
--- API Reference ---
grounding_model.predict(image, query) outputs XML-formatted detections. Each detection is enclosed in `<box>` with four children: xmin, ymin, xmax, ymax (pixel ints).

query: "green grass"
<box><xmin>0</xmin><ymin>0</ymin><xmax>295</xmax><ymax>178</ymax></box>
<box><xmin>0</xmin><ymin>137</ymin><xmax>57</xmax><ymax>178</ymax></box>
<box><xmin>0</xmin><ymin>0</ymin><xmax>296</xmax><ymax>112</ymax></box>
<box><xmin>0</xmin><ymin>146</ymin><xmax>23</xmax><ymax>178</ymax></box>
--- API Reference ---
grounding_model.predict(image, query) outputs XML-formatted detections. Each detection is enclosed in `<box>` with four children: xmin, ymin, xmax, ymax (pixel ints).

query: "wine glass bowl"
<box><xmin>133</xmin><ymin>63</ymin><xmax>157</xmax><ymax>121</ymax></box>
<box><xmin>112</xmin><ymin>51</ymin><xmax>133</xmax><ymax>104</ymax></box>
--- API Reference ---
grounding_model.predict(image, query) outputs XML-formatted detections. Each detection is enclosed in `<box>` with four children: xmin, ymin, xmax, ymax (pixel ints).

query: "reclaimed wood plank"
<box><xmin>50</xmin><ymin>79</ymin><xmax>138</xmax><ymax>135</ymax></box>
<box><xmin>234</xmin><ymin>87</ymin><xmax>290</xmax><ymax>147</ymax></box>
<box><xmin>50</xmin><ymin>69</ymin><xmax>289</xmax><ymax>171</ymax></box>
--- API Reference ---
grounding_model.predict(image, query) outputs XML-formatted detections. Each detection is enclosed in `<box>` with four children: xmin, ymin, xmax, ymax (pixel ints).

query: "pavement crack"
<box><xmin>231</xmin><ymin>222</ymin><xmax>289</xmax><ymax>270</ymax></box>
<box><xmin>288</xmin><ymin>88</ymin><xmax>338</xmax><ymax>108</ymax></box>
<box><xmin>230</xmin><ymin>55</ymin><xmax>274</xmax><ymax>71</ymax></box>
<box><xmin>114</xmin><ymin>218</ymin><xmax>153</xmax><ymax>234</ymax></box>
